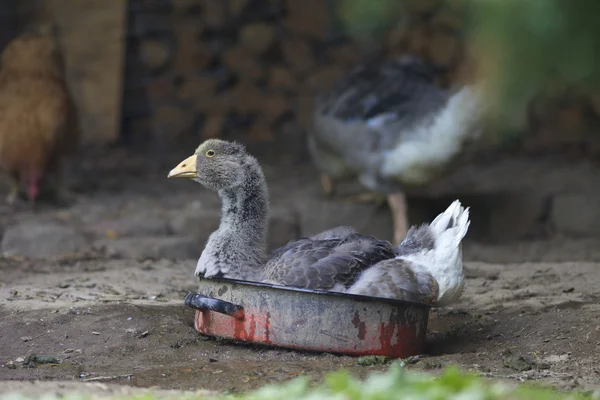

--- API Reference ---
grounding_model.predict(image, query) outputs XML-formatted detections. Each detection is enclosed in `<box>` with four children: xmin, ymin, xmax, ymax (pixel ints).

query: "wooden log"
<box><xmin>262</xmin><ymin>92</ymin><xmax>291</xmax><ymax>124</ymax></box>
<box><xmin>201</xmin><ymin>0</ymin><xmax>227</xmax><ymax>29</ymax></box>
<box><xmin>295</xmin><ymin>93</ymin><xmax>316</xmax><ymax>128</ymax></box>
<box><xmin>148</xmin><ymin>76</ymin><xmax>178</xmax><ymax>100</ymax></box>
<box><xmin>173</xmin><ymin>24</ymin><xmax>213</xmax><ymax>75</ymax></box>
<box><xmin>230</xmin><ymin>83</ymin><xmax>263</xmax><ymax>114</ymax></box>
<box><xmin>139</xmin><ymin>37</ymin><xmax>171</xmax><ymax>72</ymax></box>
<box><xmin>246</xmin><ymin>117</ymin><xmax>273</xmax><ymax>141</ymax></box>
<box><xmin>307</xmin><ymin>65</ymin><xmax>345</xmax><ymax>92</ymax></box>
<box><xmin>154</xmin><ymin>104</ymin><xmax>193</xmax><ymax>136</ymax></box>
<box><xmin>284</xmin><ymin>0</ymin><xmax>328</xmax><ymax>40</ymax></box>
<box><xmin>172</xmin><ymin>0</ymin><xmax>202</xmax><ymax>15</ymax></box>
<box><xmin>222</xmin><ymin>45</ymin><xmax>265</xmax><ymax>82</ymax></box>
<box><xmin>38</xmin><ymin>0</ymin><xmax>127</xmax><ymax>144</ymax></box>
<box><xmin>327</xmin><ymin>42</ymin><xmax>362</xmax><ymax>68</ymax></box>
<box><xmin>240</xmin><ymin>22</ymin><xmax>276</xmax><ymax>55</ymax></box>
<box><xmin>179</xmin><ymin>75</ymin><xmax>218</xmax><ymax>102</ymax></box>
<box><xmin>268</xmin><ymin>65</ymin><xmax>296</xmax><ymax>90</ymax></box>
<box><xmin>201</xmin><ymin>113</ymin><xmax>225</xmax><ymax>139</ymax></box>
<box><xmin>229</xmin><ymin>0</ymin><xmax>250</xmax><ymax>17</ymax></box>
<box><xmin>282</xmin><ymin>36</ymin><xmax>315</xmax><ymax>75</ymax></box>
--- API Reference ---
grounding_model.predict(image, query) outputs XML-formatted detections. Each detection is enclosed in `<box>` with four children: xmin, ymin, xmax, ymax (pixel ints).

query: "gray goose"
<box><xmin>309</xmin><ymin>55</ymin><xmax>483</xmax><ymax>245</ymax></box>
<box><xmin>168</xmin><ymin>139</ymin><xmax>470</xmax><ymax>306</ymax></box>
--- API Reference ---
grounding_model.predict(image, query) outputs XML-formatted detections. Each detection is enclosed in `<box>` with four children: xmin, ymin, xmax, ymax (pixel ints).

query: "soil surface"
<box><xmin>1</xmin><ymin>150</ymin><xmax>599</xmax><ymax>397</ymax></box>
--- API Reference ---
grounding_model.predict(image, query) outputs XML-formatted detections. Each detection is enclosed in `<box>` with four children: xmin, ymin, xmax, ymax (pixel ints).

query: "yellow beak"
<box><xmin>167</xmin><ymin>154</ymin><xmax>198</xmax><ymax>179</ymax></box>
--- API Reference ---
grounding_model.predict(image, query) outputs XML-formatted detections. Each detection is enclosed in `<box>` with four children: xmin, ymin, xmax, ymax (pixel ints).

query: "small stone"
<box><xmin>1</xmin><ymin>221</ymin><xmax>87</xmax><ymax>258</ymax></box>
<box><xmin>15</xmin><ymin>357</ymin><xmax>25</xmax><ymax>363</ymax></box>
<box><xmin>20</xmin><ymin>336</ymin><xmax>33</xmax><ymax>342</ymax></box>
<box><xmin>543</xmin><ymin>354</ymin><xmax>569</xmax><ymax>363</ymax></box>
<box><xmin>502</xmin><ymin>354</ymin><xmax>535</xmax><ymax>372</ymax></box>
<box><xmin>95</xmin><ymin>236</ymin><xmax>199</xmax><ymax>260</ymax></box>
<box><xmin>6</xmin><ymin>361</ymin><xmax>15</xmax><ymax>369</ymax></box>
<box><xmin>240</xmin><ymin>23</ymin><xmax>276</xmax><ymax>54</ymax></box>
<box><xmin>356</xmin><ymin>355</ymin><xmax>391</xmax><ymax>366</ymax></box>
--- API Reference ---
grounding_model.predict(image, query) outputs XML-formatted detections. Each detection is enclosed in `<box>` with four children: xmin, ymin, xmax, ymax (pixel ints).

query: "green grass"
<box><xmin>2</xmin><ymin>364</ymin><xmax>598</xmax><ymax>400</ymax></box>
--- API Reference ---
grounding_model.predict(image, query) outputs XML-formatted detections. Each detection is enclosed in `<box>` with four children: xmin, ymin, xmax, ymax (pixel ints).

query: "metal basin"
<box><xmin>185</xmin><ymin>277</ymin><xmax>430</xmax><ymax>358</ymax></box>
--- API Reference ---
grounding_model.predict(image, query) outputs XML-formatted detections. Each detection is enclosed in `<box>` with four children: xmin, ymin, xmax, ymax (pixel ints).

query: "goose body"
<box><xmin>168</xmin><ymin>139</ymin><xmax>470</xmax><ymax>306</ymax></box>
<box><xmin>309</xmin><ymin>55</ymin><xmax>482</xmax><ymax>244</ymax></box>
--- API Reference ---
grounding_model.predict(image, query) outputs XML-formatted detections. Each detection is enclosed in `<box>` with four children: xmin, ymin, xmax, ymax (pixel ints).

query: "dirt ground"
<box><xmin>1</xmin><ymin>150</ymin><xmax>599</xmax><ymax>397</ymax></box>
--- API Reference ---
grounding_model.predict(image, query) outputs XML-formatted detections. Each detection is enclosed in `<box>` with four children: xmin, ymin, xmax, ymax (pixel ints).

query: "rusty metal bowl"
<box><xmin>185</xmin><ymin>277</ymin><xmax>430</xmax><ymax>358</ymax></box>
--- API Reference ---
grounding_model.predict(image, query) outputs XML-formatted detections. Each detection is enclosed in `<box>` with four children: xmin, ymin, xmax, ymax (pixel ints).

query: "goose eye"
<box><xmin>206</xmin><ymin>150</ymin><xmax>215</xmax><ymax>157</ymax></box>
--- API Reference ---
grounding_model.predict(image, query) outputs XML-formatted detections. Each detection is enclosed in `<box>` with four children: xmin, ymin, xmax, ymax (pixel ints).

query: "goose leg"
<box><xmin>388</xmin><ymin>192</ymin><xmax>408</xmax><ymax>245</ymax></box>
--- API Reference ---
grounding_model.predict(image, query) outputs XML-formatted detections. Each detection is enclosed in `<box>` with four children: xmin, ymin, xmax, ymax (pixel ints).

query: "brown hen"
<box><xmin>0</xmin><ymin>28</ymin><xmax>80</xmax><ymax>206</ymax></box>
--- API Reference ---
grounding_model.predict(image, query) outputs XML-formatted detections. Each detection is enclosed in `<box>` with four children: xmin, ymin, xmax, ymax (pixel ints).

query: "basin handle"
<box><xmin>184</xmin><ymin>292</ymin><xmax>245</xmax><ymax>320</ymax></box>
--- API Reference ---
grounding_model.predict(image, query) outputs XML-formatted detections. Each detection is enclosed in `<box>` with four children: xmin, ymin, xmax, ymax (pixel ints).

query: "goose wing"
<box><xmin>264</xmin><ymin>232</ymin><xmax>396</xmax><ymax>290</ymax></box>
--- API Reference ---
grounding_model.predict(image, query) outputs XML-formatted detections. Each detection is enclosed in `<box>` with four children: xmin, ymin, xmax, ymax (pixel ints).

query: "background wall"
<box><xmin>16</xmin><ymin>0</ymin><xmax>127</xmax><ymax>145</ymax></box>
<box><xmin>118</xmin><ymin>0</ymin><xmax>600</xmax><ymax>164</ymax></box>
<box><xmin>3</xmin><ymin>0</ymin><xmax>600</xmax><ymax>238</ymax></box>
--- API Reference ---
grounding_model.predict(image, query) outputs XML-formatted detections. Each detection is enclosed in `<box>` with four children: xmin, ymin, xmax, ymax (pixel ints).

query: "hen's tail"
<box><xmin>398</xmin><ymin>200</ymin><xmax>470</xmax><ymax>306</ymax></box>
<box><xmin>347</xmin><ymin>200</ymin><xmax>470</xmax><ymax>306</ymax></box>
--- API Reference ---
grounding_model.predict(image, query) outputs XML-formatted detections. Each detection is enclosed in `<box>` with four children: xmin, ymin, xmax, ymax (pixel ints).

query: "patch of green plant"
<box><xmin>2</xmin><ymin>364</ymin><xmax>598</xmax><ymax>400</ymax></box>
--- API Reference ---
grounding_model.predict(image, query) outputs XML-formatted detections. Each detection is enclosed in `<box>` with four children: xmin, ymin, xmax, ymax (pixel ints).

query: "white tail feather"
<box><xmin>398</xmin><ymin>200</ymin><xmax>470</xmax><ymax>306</ymax></box>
